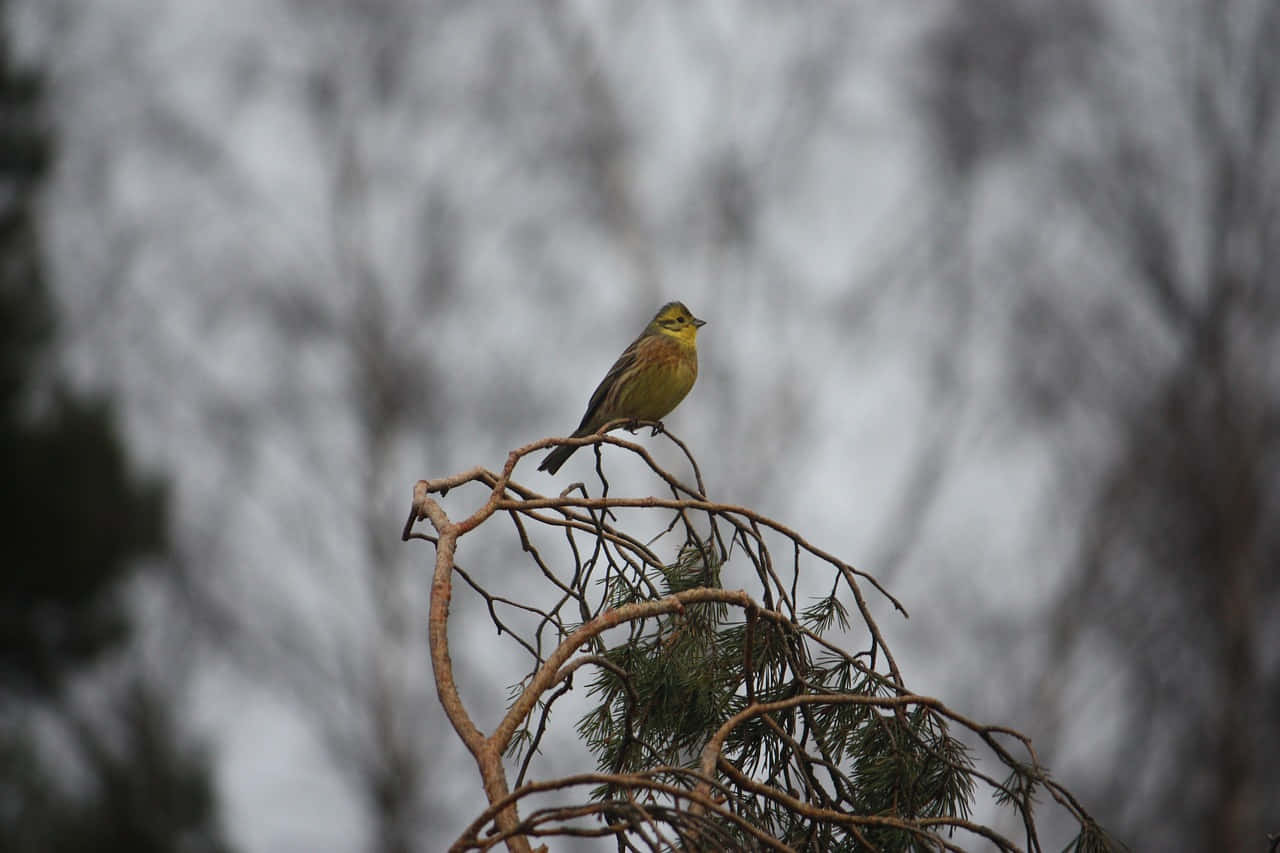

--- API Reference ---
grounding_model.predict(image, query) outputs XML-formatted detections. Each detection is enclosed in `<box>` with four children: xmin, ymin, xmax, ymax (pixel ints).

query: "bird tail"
<box><xmin>538</xmin><ymin>441</ymin><xmax>578</xmax><ymax>474</ymax></box>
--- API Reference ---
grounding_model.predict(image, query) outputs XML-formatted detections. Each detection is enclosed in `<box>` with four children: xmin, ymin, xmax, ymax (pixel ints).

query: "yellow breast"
<box><xmin>614</xmin><ymin>335</ymin><xmax>699</xmax><ymax>421</ymax></box>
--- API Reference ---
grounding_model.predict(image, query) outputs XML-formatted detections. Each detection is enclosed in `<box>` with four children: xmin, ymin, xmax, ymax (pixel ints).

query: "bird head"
<box><xmin>649</xmin><ymin>301</ymin><xmax>706</xmax><ymax>344</ymax></box>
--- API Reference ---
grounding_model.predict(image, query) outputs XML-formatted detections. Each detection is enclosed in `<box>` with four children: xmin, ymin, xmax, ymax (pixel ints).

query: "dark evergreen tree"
<box><xmin>0</xmin><ymin>0</ymin><xmax>167</xmax><ymax>698</ymax></box>
<box><xmin>0</xmin><ymin>4</ymin><xmax>235</xmax><ymax>850</ymax></box>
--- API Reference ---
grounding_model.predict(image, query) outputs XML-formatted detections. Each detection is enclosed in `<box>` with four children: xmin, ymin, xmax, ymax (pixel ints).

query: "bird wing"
<box><xmin>574</xmin><ymin>335</ymin><xmax>642</xmax><ymax>434</ymax></box>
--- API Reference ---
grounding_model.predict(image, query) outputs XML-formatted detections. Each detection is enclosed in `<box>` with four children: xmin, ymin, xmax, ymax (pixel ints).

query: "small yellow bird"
<box><xmin>538</xmin><ymin>301</ymin><xmax>706</xmax><ymax>475</ymax></box>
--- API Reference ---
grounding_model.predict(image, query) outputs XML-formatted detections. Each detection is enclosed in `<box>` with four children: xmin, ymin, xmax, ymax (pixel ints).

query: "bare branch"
<box><xmin>405</xmin><ymin>434</ymin><xmax>1117</xmax><ymax>851</ymax></box>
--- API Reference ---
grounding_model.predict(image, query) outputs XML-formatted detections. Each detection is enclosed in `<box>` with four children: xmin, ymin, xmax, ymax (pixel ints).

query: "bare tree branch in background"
<box><xmin>403</xmin><ymin>430</ymin><xmax>1121</xmax><ymax>852</ymax></box>
<box><xmin>536</xmin><ymin>0</ymin><xmax>660</xmax><ymax>301</ymax></box>
<box><xmin>914</xmin><ymin>0</ymin><xmax>1280</xmax><ymax>848</ymax></box>
<box><xmin>31</xmin><ymin>1</ymin><xmax>477</xmax><ymax>848</ymax></box>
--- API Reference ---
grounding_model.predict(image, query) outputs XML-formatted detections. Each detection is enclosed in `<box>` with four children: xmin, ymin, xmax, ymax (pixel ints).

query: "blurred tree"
<box><xmin>915</xmin><ymin>0</ymin><xmax>1280</xmax><ymax>849</ymax></box>
<box><xmin>0</xmin><ymin>3</ymin><xmax>235</xmax><ymax>849</ymax></box>
<box><xmin>1</xmin><ymin>679</ymin><xmax>235</xmax><ymax>853</ymax></box>
<box><xmin>0</xmin><ymin>11</ymin><xmax>163</xmax><ymax>701</ymax></box>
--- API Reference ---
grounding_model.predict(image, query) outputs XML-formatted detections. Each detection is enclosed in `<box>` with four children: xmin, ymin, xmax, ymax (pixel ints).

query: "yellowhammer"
<box><xmin>538</xmin><ymin>301</ymin><xmax>706</xmax><ymax>474</ymax></box>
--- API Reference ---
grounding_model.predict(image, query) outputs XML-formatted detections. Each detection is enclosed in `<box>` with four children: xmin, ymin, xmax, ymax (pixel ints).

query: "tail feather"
<box><xmin>538</xmin><ymin>441</ymin><xmax>578</xmax><ymax>474</ymax></box>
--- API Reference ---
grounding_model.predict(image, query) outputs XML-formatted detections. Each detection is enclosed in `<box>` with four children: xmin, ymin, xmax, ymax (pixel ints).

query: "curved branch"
<box><xmin>405</xmin><ymin>434</ymin><xmax>1113</xmax><ymax>852</ymax></box>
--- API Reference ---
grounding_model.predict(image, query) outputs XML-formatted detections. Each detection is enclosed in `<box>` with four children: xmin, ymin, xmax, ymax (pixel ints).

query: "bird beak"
<box><xmin>693</xmin><ymin>317</ymin><xmax>707</xmax><ymax>328</ymax></box>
